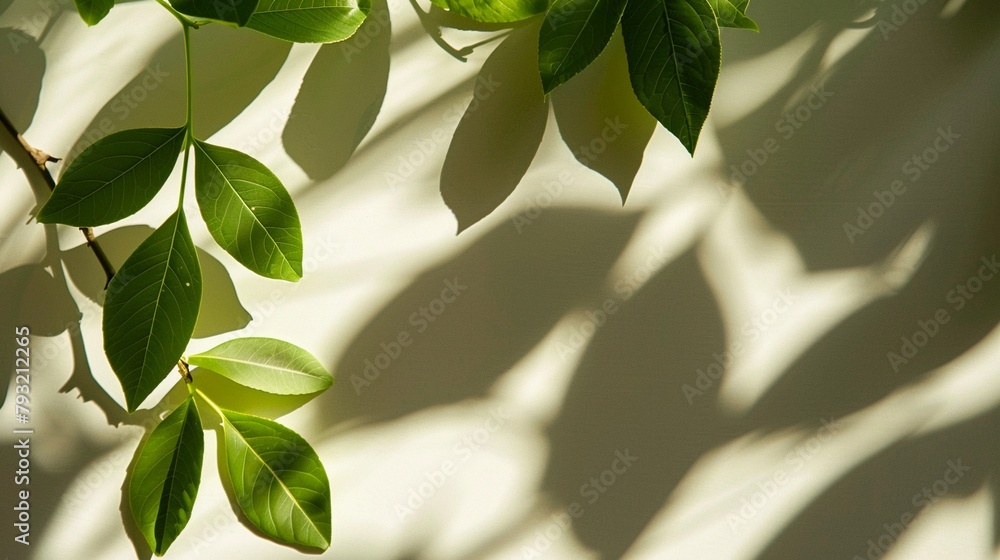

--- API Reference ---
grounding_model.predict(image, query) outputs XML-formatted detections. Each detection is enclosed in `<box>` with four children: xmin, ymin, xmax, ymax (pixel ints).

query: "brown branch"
<box><xmin>0</xmin><ymin>107</ymin><xmax>117</xmax><ymax>287</ymax></box>
<box><xmin>0</xmin><ymin>108</ymin><xmax>193</xmax><ymax>382</ymax></box>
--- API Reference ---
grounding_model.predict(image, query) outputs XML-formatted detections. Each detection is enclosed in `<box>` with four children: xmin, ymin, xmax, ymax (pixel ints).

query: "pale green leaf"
<box><xmin>129</xmin><ymin>396</ymin><xmax>204</xmax><ymax>556</ymax></box>
<box><xmin>104</xmin><ymin>211</ymin><xmax>202</xmax><ymax>412</ymax></box>
<box><xmin>246</xmin><ymin>0</ymin><xmax>370</xmax><ymax>43</ymax></box>
<box><xmin>193</xmin><ymin>140</ymin><xmax>303</xmax><ymax>281</ymax></box>
<box><xmin>37</xmin><ymin>127</ymin><xmax>185</xmax><ymax>227</ymax></box>
<box><xmin>189</xmin><ymin>337</ymin><xmax>332</xmax><ymax>395</ymax></box>
<box><xmin>707</xmin><ymin>0</ymin><xmax>758</xmax><ymax>30</ymax></box>
<box><xmin>429</xmin><ymin>0</ymin><xmax>546</xmax><ymax>23</ymax></box>
<box><xmin>220</xmin><ymin>410</ymin><xmax>331</xmax><ymax>550</ymax></box>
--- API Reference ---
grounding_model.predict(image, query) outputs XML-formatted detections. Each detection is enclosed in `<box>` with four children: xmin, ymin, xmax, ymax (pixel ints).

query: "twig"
<box><xmin>0</xmin><ymin>107</ymin><xmax>117</xmax><ymax>287</ymax></box>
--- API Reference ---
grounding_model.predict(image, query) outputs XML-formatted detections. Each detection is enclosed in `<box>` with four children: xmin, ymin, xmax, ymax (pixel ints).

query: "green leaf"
<box><xmin>220</xmin><ymin>410</ymin><xmax>331</xmax><ymax>550</ymax></box>
<box><xmin>189</xmin><ymin>338</ymin><xmax>332</xmax><ymax>395</ymax></box>
<box><xmin>538</xmin><ymin>0</ymin><xmax>626</xmax><ymax>93</ymax></box>
<box><xmin>74</xmin><ymin>0</ymin><xmax>115</xmax><ymax>25</ymax></box>
<box><xmin>707</xmin><ymin>0</ymin><xmax>758</xmax><ymax>30</ymax></box>
<box><xmin>246</xmin><ymin>0</ymin><xmax>370</xmax><ymax>43</ymax></box>
<box><xmin>104</xmin><ymin>211</ymin><xmax>202</xmax><ymax>412</ymax></box>
<box><xmin>193</xmin><ymin>140</ymin><xmax>303</xmax><ymax>281</ymax></box>
<box><xmin>429</xmin><ymin>0</ymin><xmax>547</xmax><ymax>23</ymax></box>
<box><xmin>621</xmin><ymin>0</ymin><xmax>721</xmax><ymax>154</ymax></box>
<box><xmin>171</xmin><ymin>0</ymin><xmax>259</xmax><ymax>26</ymax></box>
<box><xmin>37</xmin><ymin>127</ymin><xmax>186</xmax><ymax>227</ymax></box>
<box><xmin>129</xmin><ymin>396</ymin><xmax>204</xmax><ymax>556</ymax></box>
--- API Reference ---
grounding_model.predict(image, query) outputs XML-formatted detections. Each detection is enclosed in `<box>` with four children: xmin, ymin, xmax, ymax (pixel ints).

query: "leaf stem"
<box><xmin>177</xmin><ymin>22</ymin><xmax>194</xmax><ymax>208</ymax></box>
<box><xmin>155</xmin><ymin>0</ymin><xmax>200</xmax><ymax>28</ymax></box>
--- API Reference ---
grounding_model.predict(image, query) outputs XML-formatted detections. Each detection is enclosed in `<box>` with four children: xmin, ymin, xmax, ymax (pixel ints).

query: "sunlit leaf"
<box><xmin>246</xmin><ymin>0</ymin><xmax>370</xmax><ymax>43</ymax></box>
<box><xmin>220</xmin><ymin>410</ymin><xmax>331</xmax><ymax>550</ymax></box>
<box><xmin>37</xmin><ymin>127</ymin><xmax>185</xmax><ymax>227</ymax></box>
<box><xmin>429</xmin><ymin>0</ymin><xmax>546</xmax><ymax>23</ymax></box>
<box><xmin>129</xmin><ymin>396</ymin><xmax>204</xmax><ymax>556</ymax></box>
<box><xmin>189</xmin><ymin>337</ymin><xmax>332</xmax><ymax>395</ymax></box>
<box><xmin>193</xmin><ymin>140</ymin><xmax>303</xmax><ymax>281</ymax></box>
<box><xmin>707</xmin><ymin>0</ymin><xmax>758</xmax><ymax>30</ymax></box>
<box><xmin>104</xmin><ymin>211</ymin><xmax>202</xmax><ymax>412</ymax></box>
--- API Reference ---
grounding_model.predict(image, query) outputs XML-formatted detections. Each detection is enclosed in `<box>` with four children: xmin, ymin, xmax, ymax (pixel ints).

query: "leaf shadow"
<box><xmin>61</xmin><ymin>224</ymin><xmax>251</xmax><ymax>338</ymax></box>
<box><xmin>440</xmin><ymin>18</ymin><xmax>548</xmax><ymax>233</ymax></box>
<box><xmin>318</xmin><ymin>207</ymin><xmax>642</xmax><ymax>430</ymax></box>
<box><xmin>282</xmin><ymin>0</ymin><xmax>391</xmax><ymax>181</ymax></box>
<box><xmin>60</xmin><ymin>23</ymin><xmax>291</xmax><ymax>168</ymax></box>
<box><xmin>550</xmin><ymin>31</ymin><xmax>656</xmax><ymax>202</ymax></box>
<box><xmin>0</xmin><ymin>28</ymin><xmax>45</xmax><ymax>134</ymax></box>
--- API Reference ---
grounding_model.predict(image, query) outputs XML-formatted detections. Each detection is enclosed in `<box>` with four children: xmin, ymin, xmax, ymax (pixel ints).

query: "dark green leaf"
<box><xmin>220</xmin><ymin>410</ymin><xmax>331</xmax><ymax>550</ymax></box>
<box><xmin>104</xmin><ymin>211</ymin><xmax>202</xmax><ymax>412</ymax></box>
<box><xmin>429</xmin><ymin>0</ymin><xmax>546</xmax><ymax>23</ymax></box>
<box><xmin>129</xmin><ymin>396</ymin><xmax>204</xmax><ymax>556</ymax></box>
<box><xmin>193</xmin><ymin>140</ymin><xmax>303</xmax><ymax>282</ymax></box>
<box><xmin>707</xmin><ymin>0</ymin><xmax>758</xmax><ymax>30</ymax></box>
<box><xmin>171</xmin><ymin>0</ymin><xmax>258</xmax><ymax>26</ymax></box>
<box><xmin>621</xmin><ymin>0</ymin><xmax>721</xmax><ymax>154</ymax></box>
<box><xmin>539</xmin><ymin>0</ymin><xmax>626</xmax><ymax>93</ymax></box>
<box><xmin>74</xmin><ymin>0</ymin><xmax>115</xmax><ymax>25</ymax></box>
<box><xmin>189</xmin><ymin>337</ymin><xmax>332</xmax><ymax>395</ymax></box>
<box><xmin>246</xmin><ymin>0</ymin><xmax>370</xmax><ymax>43</ymax></box>
<box><xmin>37</xmin><ymin>127</ymin><xmax>186</xmax><ymax>227</ymax></box>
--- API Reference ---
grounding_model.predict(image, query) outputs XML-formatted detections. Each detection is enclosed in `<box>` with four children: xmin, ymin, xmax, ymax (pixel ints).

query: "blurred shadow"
<box><xmin>283</xmin><ymin>0</ymin><xmax>391</xmax><ymax>181</ymax></box>
<box><xmin>754</xmin><ymin>405</ymin><xmax>1000</xmax><ymax>560</ymax></box>
<box><xmin>538</xmin><ymin>249</ymin><xmax>733</xmax><ymax>559</ymax></box>
<box><xmin>320</xmin><ymin>207</ymin><xmax>642</xmax><ymax>430</ymax></box>
<box><xmin>550</xmin><ymin>33</ymin><xmax>656</xmax><ymax>202</ymax></box>
<box><xmin>62</xmin><ymin>23</ymin><xmax>291</xmax><ymax>167</ymax></box>
<box><xmin>440</xmin><ymin>19</ymin><xmax>548</xmax><ymax>232</ymax></box>
<box><xmin>61</xmin><ymin>225</ymin><xmax>251</xmax><ymax>338</ymax></box>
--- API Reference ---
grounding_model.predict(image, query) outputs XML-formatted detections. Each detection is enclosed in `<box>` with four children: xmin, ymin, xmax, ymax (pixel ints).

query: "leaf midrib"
<box><xmin>194</xmin><ymin>354</ymin><xmax>324</xmax><ymax>381</ymax></box>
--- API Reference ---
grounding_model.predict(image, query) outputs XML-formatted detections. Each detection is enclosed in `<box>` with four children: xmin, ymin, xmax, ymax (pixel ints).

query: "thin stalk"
<box><xmin>177</xmin><ymin>23</ymin><xmax>194</xmax><ymax>208</ymax></box>
<box><xmin>155</xmin><ymin>0</ymin><xmax>200</xmax><ymax>28</ymax></box>
<box><xmin>194</xmin><ymin>387</ymin><xmax>225</xmax><ymax>418</ymax></box>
